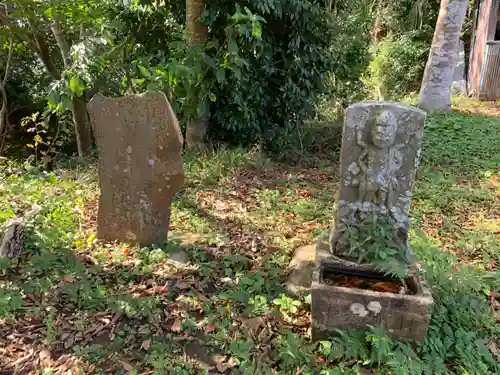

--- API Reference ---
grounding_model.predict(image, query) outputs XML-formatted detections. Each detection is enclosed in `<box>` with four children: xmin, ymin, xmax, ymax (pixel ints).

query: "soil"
<box><xmin>323</xmin><ymin>272</ymin><xmax>416</xmax><ymax>295</ymax></box>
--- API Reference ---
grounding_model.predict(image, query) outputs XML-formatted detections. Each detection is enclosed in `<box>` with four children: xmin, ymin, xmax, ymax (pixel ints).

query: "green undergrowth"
<box><xmin>0</xmin><ymin>103</ymin><xmax>499</xmax><ymax>374</ymax></box>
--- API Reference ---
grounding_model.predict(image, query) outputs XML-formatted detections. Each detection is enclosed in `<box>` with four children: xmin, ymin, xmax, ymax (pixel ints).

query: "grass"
<box><xmin>0</xmin><ymin>97</ymin><xmax>499</xmax><ymax>374</ymax></box>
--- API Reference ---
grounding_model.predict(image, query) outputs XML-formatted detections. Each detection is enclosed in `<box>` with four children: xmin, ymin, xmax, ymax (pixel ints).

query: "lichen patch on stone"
<box><xmin>350</xmin><ymin>303</ymin><xmax>369</xmax><ymax>317</ymax></box>
<box><xmin>367</xmin><ymin>301</ymin><xmax>382</xmax><ymax>315</ymax></box>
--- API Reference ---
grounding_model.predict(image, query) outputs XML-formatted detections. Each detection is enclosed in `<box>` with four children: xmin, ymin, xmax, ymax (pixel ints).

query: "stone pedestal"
<box><xmin>311</xmin><ymin>243</ymin><xmax>433</xmax><ymax>342</ymax></box>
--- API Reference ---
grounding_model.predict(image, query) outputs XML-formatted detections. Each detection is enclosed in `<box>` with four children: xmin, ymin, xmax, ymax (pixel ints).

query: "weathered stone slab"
<box><xmin>328</xmin><ymin>101</ymin><xmax>426</xmax><ymax>266</ymax></box>
<box><xmin>286</xmin><ymin>244</ymin><xmax>316</xmax><ymax>297</ymax></box>
<box><xmin>0</xmin><ymin>219</ymin><xmax>25</xmax><ymax>259</ymax></box>
<box><xmin>88</xmin><ymin>92</ymin><xmax>183</xmax><ymax>245</ymax></box>
<box><xmin>0</xmin><ymin>204</ymin><xmax>41</xmax><ymax>259</ymax></box>
<box><xmin>312</xmin><ymin>248</ymin><xmax>433</xmax><ymax>341</ymax></box>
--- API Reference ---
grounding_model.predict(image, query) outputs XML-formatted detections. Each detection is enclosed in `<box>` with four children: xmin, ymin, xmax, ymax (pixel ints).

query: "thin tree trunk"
<box><xmin>419</xmin><ymin>0</ymin><xmax>469</xmax><ymax>112</ymax></box>
<box><xmin>185</xmin><ymin>0</ymin><xmax>209</xmax><ymax>152</ymax></box>
<box><xmin>32</xmin><ymin>33</ymin><xmax>62</xmax><ymax>80</ymax></box>
<box><xmin>0</xmin><ymin>39</ymin><xmax>13</xmax><ymax>155</ymax></box>
<box><xmin>0</xmin><ymin>10</ymin><xmax>93</xmax><ymax>157</ymax></box>
<box><xmin>72</xmin><ymin>96</ymin><xmax>92</xmax><ymax>156</ymax></box>
<box><xmin>51</xmin><ymin>18</ymin><xmax>92</xmax><ymax>156</ymax></box>
<box><xmin>50</xmin><ymin>19</ymin><xmax>72</xmax><ymax>67</ymax></box>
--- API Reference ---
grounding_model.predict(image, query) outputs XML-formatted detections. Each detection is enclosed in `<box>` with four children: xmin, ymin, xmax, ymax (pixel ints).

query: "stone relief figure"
<box><xmin>354</xmin><ymin>110</ymin><xmax>403</xmax><ymax>215</ymax></box>
<box><xmin>323</xmin><ymin>102</ymin><xmax>427</xmax><ymax>266</ymax></box>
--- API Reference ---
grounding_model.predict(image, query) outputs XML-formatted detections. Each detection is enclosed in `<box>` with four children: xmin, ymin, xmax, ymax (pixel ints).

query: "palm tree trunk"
<box><xmin>419</xmin><ymin>0</ymin><xmax>469</xmax><ymax>112</ymax></box>
<box><xmin>185</xmin><ymin>0</ymin><xmax>209</xmax><ymax>152</ymax></box>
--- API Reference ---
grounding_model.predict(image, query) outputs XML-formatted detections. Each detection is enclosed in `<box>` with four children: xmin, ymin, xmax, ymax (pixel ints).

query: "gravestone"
<box><xmin>325</xmin><ymin>101</ymin><xmax>426</xmax><ymax>266</ymax></box>
<box><xmin>87</xmin><ymin>92</ymin><xmax>183</xmax><ymax>245</ymax></box>
<box><xmin>310</xmin><ymin>101</ymin><xmax>433</xmax><ymax>341</ymax></box>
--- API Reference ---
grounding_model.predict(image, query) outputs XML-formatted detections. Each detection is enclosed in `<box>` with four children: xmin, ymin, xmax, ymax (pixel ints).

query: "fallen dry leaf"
<box><xmin>487</xmin><ymin>340</ymin><xmax>499</xmax><ymax>356</ymax></box>
<box><xmin>175</xmin><ymin>278</ymin><xmax>196</xmax><ymax>289</ymax></box>
<box><xmin>117</xmin><ymin>359</ymin><xmax>136</xmax><ymax>372</ymax></box>
<box><xmin>39</xmin><ymin>349</ymin><xmax>52</xmax><ymax>362</ymax></box>
<box><xmin>203</xmin><ymin>323</ymin><xmax>218</xmax><ymax>333</ymax></box>
<box><xmin>241</xmin><ymin>316</ymin><xmax>265</xmax><ymax>338</ymax></box>
<box><xmin>62</xmin><ymin>275</ymin><xmax>75</xmax><ymax>283</ymax></box>
<box><xmin>266</xmin><ymin>245</ymin><xmax>281</xmax><ymax>253</ymax></box>
<box><xmin>214</xmin><ymin>355</ymin><xmax>237</xmax><ymax>373</ymax></box>
<box><xmin>171</xmin><ymin>318</ymin><xmax>182</xmax><ymax>333</ymax></box>
<box><xmin>147</xmin><ymin>285</ymin><xmax>169</xmax><ymax>296</ymax></box>
<box><xmin>141</xmin><ymin>339</ymin><xmax>151</xmax><ymax>350</ymax></box>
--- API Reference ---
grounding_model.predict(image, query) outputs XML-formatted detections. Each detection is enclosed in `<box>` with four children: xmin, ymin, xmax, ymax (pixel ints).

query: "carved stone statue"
<box><xmin>325</xmin><ymin>101</ymin><xmax>426</xmax><ymax>266</ymax></box>
<box><xmin>310</xmin><ymin>102</ymin><xmax>432</xmax><ymax>343</ymax></box>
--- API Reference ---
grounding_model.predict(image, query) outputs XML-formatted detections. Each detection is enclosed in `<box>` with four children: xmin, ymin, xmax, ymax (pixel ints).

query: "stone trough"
<box><xmin>311</xmin><ymin>246</ymin><xmax>433</xmax><ymax>342</ymax></box>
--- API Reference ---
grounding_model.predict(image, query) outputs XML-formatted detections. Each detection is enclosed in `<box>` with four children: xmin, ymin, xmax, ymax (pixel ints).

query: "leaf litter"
<box><xmin>1</xmin><ymin>110</ymin><xmax>499</xmax><ymax>373</ymax></box>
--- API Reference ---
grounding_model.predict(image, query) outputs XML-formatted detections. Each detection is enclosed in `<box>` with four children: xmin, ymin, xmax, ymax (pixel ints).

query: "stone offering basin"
<box><xmin>311</xmin><ymin>248</ymin><xmax>433</xmax><ymax>342</ymax></box>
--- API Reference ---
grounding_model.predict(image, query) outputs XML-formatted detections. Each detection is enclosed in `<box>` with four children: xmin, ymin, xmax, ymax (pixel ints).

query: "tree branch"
<box><xmin>1</xmin><ymin>4</ymin><xmax>62</xmax><ymax>81</ymax></box>
<box><xmin>33</xmin><ymin>32</ymin><xmax>61</xmax><ymax>80</ymax></box>
<box><xmin>50</xmin><ymin>17</ymin><xmax>71</xmax><ymax>68</ymax></box>
<box><xmin>1</xmin><ymin>38</ymin><xmax>13</xmax><ymax>87</ymax></box>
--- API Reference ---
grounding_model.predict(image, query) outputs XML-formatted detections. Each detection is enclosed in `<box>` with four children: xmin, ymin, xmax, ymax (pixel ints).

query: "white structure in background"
<box><xmin>451</xmin><ymin>40</ymin><xmax>467</xmax><ymax>96</ymax></box>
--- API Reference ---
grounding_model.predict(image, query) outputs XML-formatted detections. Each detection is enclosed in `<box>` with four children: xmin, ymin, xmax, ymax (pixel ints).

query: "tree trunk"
<box><xmin>419</xmin><ymin>0</ymin><xmax>469</xmax><ymax>112</ymax></box>
<box><xmin>51</xmin><ymin>18</ymin><xmax>92</xmax><ymax>157</ymax></box>
<box><xmin>32</xmin><ymin>33</ymin><xmax>62</xmax><ymax>80</ymax></box>
<box><xmin>0</xmin><ymin>86</ymin><xmax>8</xmax><ymax>155</ymax></box>
<box><xmin>0</xmin><ymin>39</ymin><xmax>13</xmax><ymax>155</ymax></box>
<box><xmin>185</xmin><ymin>0</ymin><xmax>209</xmax><ymax>152</ymax></box>
<box><xmin>72</xmin><ymin>96</ymin><xmax>92</xmax><ymax>156</ymax></box>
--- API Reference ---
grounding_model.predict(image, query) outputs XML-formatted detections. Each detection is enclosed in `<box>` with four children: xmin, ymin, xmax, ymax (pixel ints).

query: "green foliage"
<box><xmin>273</xmin><ymin>294</ymin><xmax>302</xmax><ymax>315</ymax></box>
<box><xmin>346</xmin><ymin>0</ymin><xmax>444</xmax><ymax>101</ymax></box>
<box><xmin>364</xmin><ymin>33</ymin><xmax>430</xmax><ymax>100</ymax></box>
<box><xmin>70</xmin><ymin>0</ymin><xmax>338</xmax><ymax>148</ymax></box>
<box><xmin>335</xmin><ymin>214</ymin><xmax>411</xmax><ymax>279</ymax></box>
<box><xmin>19</xmin><ymin>112</ymin><xmax>74</xmax><ymax>162</ymax></box>
<box><xmin>0</xmin><ymin>0</ymin><xmax>373</xmax><ymax>153</ymax></box>
<box><xmin>203</xmin><ymin>0</ymin><xmax>336</xmax><ymax>146</ymax></box>
<box><xmin>372</xmin><ymin>0</ymin><xmax>440</xmax><ymax>36</ymax></box>
<box><xmin>130</xmin><ymin>4</ymin><xmax>266</xmax><ymax>130</ymax></box>
<box><xmin>0</xmin><ymin>282</ymin><xmax>23</xmax><ymax>317</ymax></box>
<box><xmin>421</xmin><ymin>110</ymin><xmax>500</xmax><ymax>178</ymax></box>
<box><xmin>316</xmin><ymin>0</ymin><xmax>371</xmax><ymax>116</ymax></box>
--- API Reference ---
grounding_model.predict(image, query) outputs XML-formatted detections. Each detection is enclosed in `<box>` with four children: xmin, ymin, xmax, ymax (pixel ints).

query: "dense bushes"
<box><xmin>205</xmin><ymin>0</ymin><xmax>334</xmax><ymax>146</ymax></box>
<box><xmin>76</xmin><ymin>0</ymin><xmax>337</xmax><ymax>149</ymax></box>
<box><xmin>1</xmin><ymin>0</ymin><xmax>469</xmax><ymax>157</ymax></box>
<box><xmin>364</xmin><ymin>33</ymin><xmax>431</xmax><ymax>100</ymax></box>
<box><xmin>121</xmin><ymin>1</ymin><xmax>337</xmax><ymax>147</ymax></box>
<box><xmin>355</xmin><ymin>0</ymin><xmax>447</xmax><ymax>101</ymax></box>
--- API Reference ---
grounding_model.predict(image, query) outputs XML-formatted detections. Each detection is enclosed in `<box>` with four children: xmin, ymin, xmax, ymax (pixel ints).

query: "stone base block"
<box><xmin>311</xmin><ymin>247</ymin><xmax>433</xmax><ymax>342</ymax></box>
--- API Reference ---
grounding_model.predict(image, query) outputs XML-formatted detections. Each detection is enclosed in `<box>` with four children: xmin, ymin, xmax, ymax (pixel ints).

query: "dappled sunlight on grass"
<box><xmin>451</xmin><ymin>96</ymin><xmax>500</xmax><ymax>117</ymax></box>
<box><xmin>1</xmin><ymin>104</ymin><xmax>499</xmax><ymax>374</ymax></box>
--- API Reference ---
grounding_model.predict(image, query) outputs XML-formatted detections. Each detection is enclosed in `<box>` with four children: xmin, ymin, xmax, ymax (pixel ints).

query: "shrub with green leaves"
<box><xmin>364</xmin><ymin>32</ymin><xmax>430</xmax><ymax>100</ymax></box>
<box><xmin>123</xmin><ymin>1</ymin><xmax>335</xmax><ymax>147</ymax></box>
<box><xmin>205</xmin><ymin>0</ymin><xmax>335</xmax><ymax>146</ymax></box>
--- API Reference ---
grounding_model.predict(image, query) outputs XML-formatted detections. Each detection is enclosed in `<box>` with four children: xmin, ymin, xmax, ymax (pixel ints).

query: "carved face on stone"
<box><xmin>371</xmin><ymin>110</ymin><xmax>397</xmax><ymax>148</ymax></box>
